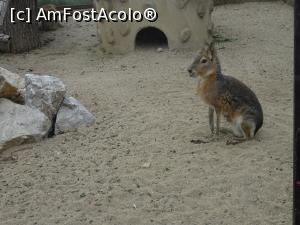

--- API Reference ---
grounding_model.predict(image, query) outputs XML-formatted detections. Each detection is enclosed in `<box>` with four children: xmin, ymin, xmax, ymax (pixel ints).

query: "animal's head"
<box><xmin>188</xmin><ymin>42</ymin><xmax>217</xmax><ymax>79</ymax></box>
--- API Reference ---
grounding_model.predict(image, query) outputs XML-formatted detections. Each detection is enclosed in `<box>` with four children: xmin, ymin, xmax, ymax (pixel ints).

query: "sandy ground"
<box><xmin>0</xmin><ymin>2</ymin><xmax>293</xmax><ymax>225</ymax></box>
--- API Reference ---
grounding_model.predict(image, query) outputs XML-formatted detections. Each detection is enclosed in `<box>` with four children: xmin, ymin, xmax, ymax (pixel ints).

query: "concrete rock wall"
<box><xmin>283</xmin><ymin>0</ymin><xmax>294</xmax><ymax>6</ymax></box>
<box><xmin>95</xmin><ymin>0</ymin><xmax>214</xmax><ymax>54</ymax></box>
<box><xmin>214</xmin><ymin>0</ymin><xmax>278</xmax><ymax>5</ymax></box>
<box><xmin>214</xmin><ymin>0</ymin><xmax>292</xmax><ymax>6</ymax></box>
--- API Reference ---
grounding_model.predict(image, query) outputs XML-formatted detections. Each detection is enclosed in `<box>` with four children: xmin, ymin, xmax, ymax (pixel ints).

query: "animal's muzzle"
<box><xmin>187</xmin><ymin>66</ymin><xmax>195</xmax><ymax>77</ymax></box>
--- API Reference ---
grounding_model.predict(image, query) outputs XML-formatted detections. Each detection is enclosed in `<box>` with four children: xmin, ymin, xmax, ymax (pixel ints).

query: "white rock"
<box><xmin>24</xmin><ymin>74</ymin><xmax>66</xmax><ymax>120</ymax></box>
<box><xmin>55</xmin><ymin>97</ymin><xmax>95</xmax><ymax>134</ymax></box>
<box><xmin>0</xmin><ymin>67</ymin><xmax>25</xmax><ymax>103</ymax></box>
<box><xmin>0</xmin><ymin>98</ymin><xmax>51</xmax><ymax>151</ymax></box>
<box><xmin>141</xmin><ymin>162</ymin><xmax>151</xmax><ymax>168</ymax></box>
<box><xmin>156</xmin><ymin>47</ymin><xmax>163</xmax><ymax>52</ymax></box>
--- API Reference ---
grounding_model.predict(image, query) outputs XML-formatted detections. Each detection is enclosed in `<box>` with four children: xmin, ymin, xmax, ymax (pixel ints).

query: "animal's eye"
<box><xmin>201</xmin><ymin>59</ymin><xmax>208</xmax><ymax>64</ymax></box>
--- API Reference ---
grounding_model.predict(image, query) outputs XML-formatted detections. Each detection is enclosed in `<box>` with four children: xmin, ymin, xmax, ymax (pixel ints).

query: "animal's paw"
<box><xmin>191</xmin><ymin>139</ymin><xmax>209</xmax><ymax>144</ymax></box>
<box><xmin>226</xmin><ymin>138</ymin><xmax>244</xmax><ymax>145</ymax></box>
<box><xmin>219</xmin><ymin>128</ymin><xmax>232</xmax><ymax>135</ymax></box>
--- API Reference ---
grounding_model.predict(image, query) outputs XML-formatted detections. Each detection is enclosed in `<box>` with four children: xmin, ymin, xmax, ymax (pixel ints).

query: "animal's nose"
<box><xmin>187</xmin><ymin>68</ymin><xmax>192</xmax><ymax>74</ymax></box>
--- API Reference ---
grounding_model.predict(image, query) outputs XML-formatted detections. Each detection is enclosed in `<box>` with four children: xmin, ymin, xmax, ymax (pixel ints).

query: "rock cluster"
<box><xmin>0</xmin><ymin>67</ymin><xmax>95</xmax><ymax>152</ymax></box>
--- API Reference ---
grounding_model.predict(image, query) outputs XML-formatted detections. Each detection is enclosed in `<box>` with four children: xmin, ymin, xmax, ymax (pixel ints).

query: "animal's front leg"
<box><xmin>209</xmin><ymin>107</ymin><xmax>214</xmax><ymax>134</ymax></box>
<box><xmin>216</xmin><ymin>110</ymin><xmax>221</xmax><ymax>135</ymax></box>
<box><xmin>226</xmin><ymin>121</ymin><xmax>246</xmax><ymax>145</ymax></box>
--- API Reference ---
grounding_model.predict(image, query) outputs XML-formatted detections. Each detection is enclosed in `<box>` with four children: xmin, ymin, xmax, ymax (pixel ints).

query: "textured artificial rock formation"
<box><xmin>95</xmin><ymin>0</ymin><xmax>214</xmax><ymax>54</ymax></box>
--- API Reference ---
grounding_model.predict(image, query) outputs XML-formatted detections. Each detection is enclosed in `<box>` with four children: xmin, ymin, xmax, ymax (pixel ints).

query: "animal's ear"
<box><xmin>207</xmin><ymin>42</ymin><xmax>216</xmax><ymax>61</ymax></box>
<box><xmin>199</xmin><ymin>42</ymin><xmax>210</xmax><ymax>56</ymax></box>
<box><xmin>203</xmin><ymin>42</ymin><xmax>210</xmax><ymax>51</ymax></box>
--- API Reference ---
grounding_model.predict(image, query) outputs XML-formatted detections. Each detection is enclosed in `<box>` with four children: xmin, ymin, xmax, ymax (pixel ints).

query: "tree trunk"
<box><xmin>3</xmin><ymin>0</ymin><xmax>40</xmax><ymax>53</ymax></box>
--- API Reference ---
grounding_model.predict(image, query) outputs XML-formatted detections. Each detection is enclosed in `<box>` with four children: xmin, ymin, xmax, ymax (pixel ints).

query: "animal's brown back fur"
<box><xmin>198</xmin><ymin>72</ymin><xmax>263</xmax><ymax>133</ymax></box>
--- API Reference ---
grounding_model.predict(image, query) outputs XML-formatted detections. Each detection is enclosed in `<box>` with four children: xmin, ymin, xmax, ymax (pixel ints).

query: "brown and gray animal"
<box><xmin>188</xmin><ymin>43</ymin><xmax>263</xmax><ymax>145</ymax></box>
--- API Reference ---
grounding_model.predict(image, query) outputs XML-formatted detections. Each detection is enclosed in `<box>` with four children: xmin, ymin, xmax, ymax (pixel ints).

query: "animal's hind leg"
<box><xmin>241</xmin><ymin>121</ymin><xmax>256</xmax><ymax>139</ymax></box>
<box><xmin>226</xmin><ymin>120</ymin><xmax>246</xmax><ymax>145</ymax></box>
<box><xmin>226</xmin><ymin>120</ymin><xmax>255</xmax><ymax>145</ymax></box>
<box><xmin>231</xmin><ymin>120</ymin><xmax>244</xmax><ymax>138</ymax></box>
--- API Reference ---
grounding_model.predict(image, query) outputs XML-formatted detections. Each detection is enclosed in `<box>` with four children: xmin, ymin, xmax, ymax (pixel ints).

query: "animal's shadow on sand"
<box><xmin>191</xmin><ymin>128</ymin><xmax>236</xmax><ymax>145</ymax></box>
<box><xmin>190</xmin><ymin>128</ymin><xmax>262</xmax><ymax>145</ymax></box>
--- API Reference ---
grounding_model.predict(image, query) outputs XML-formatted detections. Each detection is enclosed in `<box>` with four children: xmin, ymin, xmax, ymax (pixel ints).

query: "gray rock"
<box><xmin>24</xmin><ymin>74</ymin><xmax>66</xmax><ymax>120</ymax></box>
<box><xmin>0</xmin><ymin>67</ymin><xmax>25</xmax><ymax>103</ymax></box>
<box><xmin>0</xmin><ymin>98</ymin><xmax>51</xmax><ymax>151</ymax></box>
<box><xmin>55</xmin><ymin>97</ymin><xmax>95</xmax><ymax>135</ymax></box>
